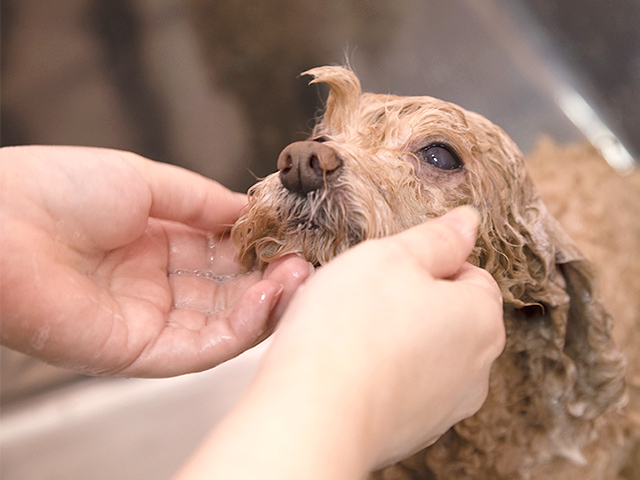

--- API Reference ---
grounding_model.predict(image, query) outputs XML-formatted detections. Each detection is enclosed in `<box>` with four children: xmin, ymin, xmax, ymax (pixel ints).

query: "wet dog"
<box><xmin>231</xmin><ymin>66</ymin><xmax>638</xmax><ymax>479</ymax></box>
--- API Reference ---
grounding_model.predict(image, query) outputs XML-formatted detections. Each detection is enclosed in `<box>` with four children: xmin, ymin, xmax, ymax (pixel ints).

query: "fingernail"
<box><xmin>292</xmin><ymin>253</ymin><xmax>315</xmax><ymax>278</ymax></box>
<box><xmin>274</xmin><ymin>283</ymin><xmax>285</xmax><ymax>300</ymax></box>
<box><xmin>441</xmin><ymin>206</ymin><xmax>480</xmax><ymax>241</ymax></box>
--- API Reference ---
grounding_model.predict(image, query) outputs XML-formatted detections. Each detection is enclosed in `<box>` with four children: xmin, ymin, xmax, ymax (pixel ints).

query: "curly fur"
<box><xmin>231</xmin><ymin>66</ymin><xmax>635</xmax><ymax>478</ymax></box>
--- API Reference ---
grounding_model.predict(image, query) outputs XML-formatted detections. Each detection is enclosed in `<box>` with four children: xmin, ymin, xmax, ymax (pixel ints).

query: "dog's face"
<box><xmin>234</xmin><ymin>66</ymin><xmax>558</xmax><ymax>307</ymax></box>
<box><xmin>232</xmin><ymin>66</ymin><xmax>627</xmax><ymax>477</ymax></box>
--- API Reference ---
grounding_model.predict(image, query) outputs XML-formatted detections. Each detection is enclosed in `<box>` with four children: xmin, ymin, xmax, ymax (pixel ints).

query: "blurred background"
<box><xmin>1</xmin><ymin>0</ymin><xmax>639</xmax><ymax>478</ymax></box>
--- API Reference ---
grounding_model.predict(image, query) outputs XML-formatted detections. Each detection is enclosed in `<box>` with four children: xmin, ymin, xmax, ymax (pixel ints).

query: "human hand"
<box><xmin>0</xmin><ymin>146</ymin><xmax>311</xmax><ymax>377</ymax></box>
<box><xmin>176</xmin><ymin>206</ymin><xmax>505</xmax><ymax>480</ymax></box>
<box><xmin>262</xmin><ymin>206</ymin><xmax>505</xmax><ymax>469</ymax></box>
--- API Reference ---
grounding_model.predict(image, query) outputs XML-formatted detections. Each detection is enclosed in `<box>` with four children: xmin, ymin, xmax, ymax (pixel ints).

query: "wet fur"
<box><xmin>231</xmin><ymin>66</ymin><xmax>637</xmax><ymax>479</ymax></box>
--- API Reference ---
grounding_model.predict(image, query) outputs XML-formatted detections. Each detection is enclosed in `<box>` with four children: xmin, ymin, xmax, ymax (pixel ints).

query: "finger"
<box><xmin>449</xmin><ymin>264</ymin><xmax>506</xmax><ymax>359</ymax></box>
<box><xmin>153</xmin><ymin>257</ymin><xmax>311</xmax><ymax>375</ymax></box>
<box><xmin>188</xmin><ymin>267</ymin><xmax>305</xmax><ymax>369</ymax></box>
<box><xmin>196</xmin><ymin>256</ymin><xmax>313</xmax><ymax>360</ymax></box>
<box><xmin>130</xmin><ymin>280</ymin><xmax>285</xmax><ymax>377</ymax></box>
<box><xmin>221</xmin><ymin>279</ymin><xmax>285</xmax><ymax>352</ymax></box>
<box><xmin>125</xmin><ymin>152</ymin><xmax>248</xmax><ymax>232</ymax></box>
<box><xmin>394</xmin><ymin>206</ymin><xmax>480</xmax><ymax>280</ymax></box>
<box><xmin>262</xmin><ymin>255</ymin><xmax>314</xmax><ymax>325</ymax></box>
<box><xmin>450</xmin><ymin>263</ymin><xmax>502</xmax><ymax>301</ymax></box>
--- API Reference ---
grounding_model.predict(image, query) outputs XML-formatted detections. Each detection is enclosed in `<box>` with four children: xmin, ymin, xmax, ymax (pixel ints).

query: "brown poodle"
<box><xmin>231</xmin><ymin>66</ymin><xmax>639</xmax><ymax>479</ymax></box>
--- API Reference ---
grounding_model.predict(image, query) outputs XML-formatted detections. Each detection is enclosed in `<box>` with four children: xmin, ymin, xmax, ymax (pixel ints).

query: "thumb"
<box><xmin>394</xmin><ymin>206</ymin><xmax>480</xmax><ymax>280</ymax></box>
<box><xmin>125</xmin><ymin>151</ymin><xmax>248</xmax><ymax>232</ymax></box>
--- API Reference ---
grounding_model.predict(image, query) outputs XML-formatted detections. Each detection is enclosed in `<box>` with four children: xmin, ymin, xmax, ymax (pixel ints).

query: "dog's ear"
<box><xmin>544</xmin><ymin>210</ymin><xmax>627</xmax><ymax>419</ymax></box>
<box><xmin>558</xmin><ymin>257</ymin><xmax>628</xmax><ymax>415</ymax></box>
<box><xmin>493</xmin><ymin>196</ymin><xmax>627</xmax><ymax>421</ymax></box>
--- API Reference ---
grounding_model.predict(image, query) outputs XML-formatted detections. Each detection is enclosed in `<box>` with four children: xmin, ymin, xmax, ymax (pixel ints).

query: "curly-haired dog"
<box><xmin>231</xmin><ymin>66</ymin><xmax>639</xmax><ymax>479</ymax></box>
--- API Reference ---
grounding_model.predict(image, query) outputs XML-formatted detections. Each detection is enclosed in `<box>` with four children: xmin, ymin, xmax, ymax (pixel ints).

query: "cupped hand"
<box><xmin>0</xmin><ymin>146</ymin><xmax>311</xmax><ymax>377</ymax></box>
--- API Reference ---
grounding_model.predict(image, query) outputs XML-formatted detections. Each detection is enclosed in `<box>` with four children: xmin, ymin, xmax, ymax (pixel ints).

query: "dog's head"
<box><xmin>232</xmin><ymin>66</ymin><xmax>627</xmax><ymax>474</ymax></box>
<box><xmin>233</xmin><ymin>66</ymin><xmax>569</xmax><ymax>304</ymax></box>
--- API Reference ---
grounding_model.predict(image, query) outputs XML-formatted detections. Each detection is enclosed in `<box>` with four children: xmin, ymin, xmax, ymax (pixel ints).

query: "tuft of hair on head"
<box><xmin>302</xmin><ymin>65</ymin><xmax>362</xmax><ymax>135</ymax></box>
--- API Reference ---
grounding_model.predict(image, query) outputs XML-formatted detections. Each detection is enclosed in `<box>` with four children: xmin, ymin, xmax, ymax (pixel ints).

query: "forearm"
<box><xmin>174</xmin><ymin>357</ymin><xmax>376</xmax><ymax>480</ymax></box>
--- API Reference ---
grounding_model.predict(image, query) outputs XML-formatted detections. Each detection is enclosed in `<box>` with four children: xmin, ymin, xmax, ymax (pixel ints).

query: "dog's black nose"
<box><xmin>277</xmin><ymin>141</ymin><xmax>342</xmax><ymax>194</ymax></box>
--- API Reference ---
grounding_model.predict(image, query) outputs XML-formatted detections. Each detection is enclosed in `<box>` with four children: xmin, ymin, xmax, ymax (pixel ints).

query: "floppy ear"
<box><xmin>496</xmin><ymin>193</ymin><xmax>627</xmax><ymax>418</ymax></box>
<box><xmin>550</xmin><ymin>226</ymin><xmax>628</xmax><ymax>419</ymax></box>
<box><xmin>490</xmin><ymin>198</ymin><xmax>628</xmax><ymax>461</ymax></box>
<box><xmin>470</xmin><ymin>142</ymin><xmax>627</xmax><ymax>410</ymax></box>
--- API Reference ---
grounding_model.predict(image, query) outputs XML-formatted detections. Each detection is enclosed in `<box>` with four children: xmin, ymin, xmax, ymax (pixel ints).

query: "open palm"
<box><xmin>0</xmin><ymin>146</ymin><xmax>310</xmax><ymax>377</ymax></box>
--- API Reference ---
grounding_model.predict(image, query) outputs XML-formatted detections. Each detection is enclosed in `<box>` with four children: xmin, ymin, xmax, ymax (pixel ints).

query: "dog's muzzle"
<box><xmin>277</xmin><ymin>141</ymin><xmax>342</xmax><ymax>195</ymax></box>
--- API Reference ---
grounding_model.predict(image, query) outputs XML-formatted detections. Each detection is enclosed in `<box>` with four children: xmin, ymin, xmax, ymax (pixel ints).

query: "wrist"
<box><xmin>176</xmin><ymin>348</ymin><xmax>377</xmax><ymax>480</ymax></box>
<box><xmin>256</xmin><ymin>367</ymin><xmax>373</xmax><ymax>477</ymax></box>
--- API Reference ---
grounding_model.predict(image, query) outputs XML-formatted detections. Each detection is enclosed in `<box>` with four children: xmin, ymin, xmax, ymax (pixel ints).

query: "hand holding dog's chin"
<box><xmin>177</xmin><ymin>207</ymin><xmax>505</xmax><ymax>479</ymax></box>
<box><xmin>265</xmin><ymin>207</ymin><xmax>505</xmax><ymax>471</ymax></box>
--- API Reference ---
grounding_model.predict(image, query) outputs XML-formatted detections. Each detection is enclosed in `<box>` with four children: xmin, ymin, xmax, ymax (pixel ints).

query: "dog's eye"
<box><xmin>417</xmin><ymin>144</ymin><xmax>462</xmax><ymax>170</ymax></box>
<box><xmin>313</xmin><ymin>135</ymin><xmax>330</xmax><ymax>143</ymax></box>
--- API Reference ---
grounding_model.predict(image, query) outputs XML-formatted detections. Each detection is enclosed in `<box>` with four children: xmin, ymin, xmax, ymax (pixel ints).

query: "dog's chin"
<box><xmin>233</xmin><ymin>202</ymin><xmax>365</xmax><ymax>270</ymax></box>
<box><xmin>242</xmin><ymin>223</ymin><xmax>360</xmax><ymax>269</ymax></box>
<box><xmin>233</xmin><ymin>181</ymin><xmax>371</xmax><ymax>269</ymax></box>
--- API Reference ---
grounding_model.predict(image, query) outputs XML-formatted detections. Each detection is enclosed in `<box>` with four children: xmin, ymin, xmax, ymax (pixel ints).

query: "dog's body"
<box><xmin>231</xmin><ymin>66</ymin><xmax>640</xmax><ymax>479</ymax></box>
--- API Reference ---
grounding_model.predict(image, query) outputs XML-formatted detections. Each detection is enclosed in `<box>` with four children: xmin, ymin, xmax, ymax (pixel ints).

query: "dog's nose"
<box><xmin>277</xmin><ymin>141</ymin><xmax>342</xmax><ymax>194</ymax></box>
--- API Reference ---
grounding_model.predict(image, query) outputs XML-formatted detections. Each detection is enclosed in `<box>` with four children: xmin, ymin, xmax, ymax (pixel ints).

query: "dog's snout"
<box><xmin>277</xmin><ymin>141</ymin><xmax>342</xmax><ymax>194</ymax></box>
